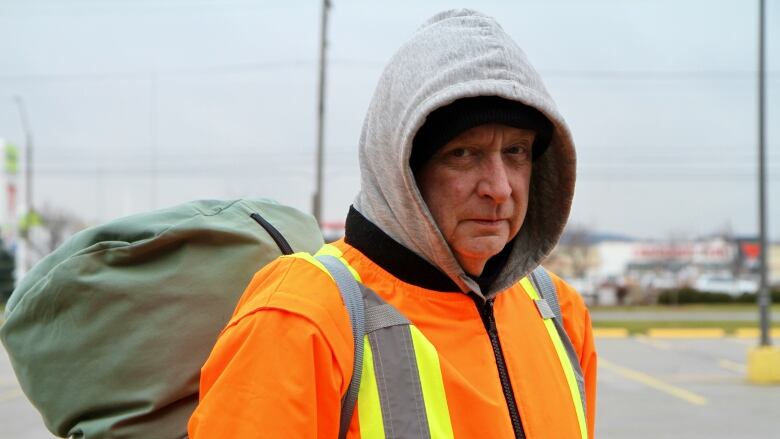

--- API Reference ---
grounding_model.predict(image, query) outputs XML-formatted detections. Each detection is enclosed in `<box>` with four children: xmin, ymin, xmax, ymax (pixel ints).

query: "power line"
<box><xmin>1</xmin><ymin>65</ymin><xmax>778</xmax><ymax>82</ymax></box>
<box><xmin>0</xmin><ymin>61</ymin><xmax>318</xmax><ymax>82</ymax></box>
<box><xmin>543</xmin><ymin>70</ymin><xmax>780</xmax><ymax>80</ymax></box>
<box><xmin>27</xmin><ymin>161</ymin><xmax>780</xmax><ymax>176</ymax></box>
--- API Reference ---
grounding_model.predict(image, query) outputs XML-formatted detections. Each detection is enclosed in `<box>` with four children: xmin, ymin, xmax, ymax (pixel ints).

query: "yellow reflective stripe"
<box><xmin>358</xmin><ymin>335</ymin><xmax>385</xmax><ymax>439</ymax></box>
<box><xmin>519</xmin><ymin>277</ymin><xmax>589</xmax><ymax>439</ymax></box>
<box><xmin>542</xmin><ymin>316</ymin><xmax>588</xmax><ymax>439</ymax></box>
<box><xmin>519</xmin><ymin>277</ymin><xmax>538</xmax><ymax>300</ymax></box>
<box><xmin>314</xmin><ymin>244</ymin><xmax>362</xmax><ymax>282</ymax></box>
<box><xmin>285</xmin><ymin>252</ymin><xmax>332</xmax><ymax>279</ymax></box>
<box><xmin>316</xmin><ymin>243</ymin><xmax>343</xmax><ymax>257</ymax></box>
<box><xmin>287</xmin><ymin>245</ymin><xmax>362</xmax><ymax>282</ymax></box>
<box><xmin>409</xmin><ymin>326</ymin><xmax>455</xmax><ymax>439</ymax></box>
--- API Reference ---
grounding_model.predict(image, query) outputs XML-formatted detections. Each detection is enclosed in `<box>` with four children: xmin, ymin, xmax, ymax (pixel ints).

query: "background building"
<box><xmin>546</xmin><ymin>232</ymin><xmax>779</xmax><ymax>305</ymax></box>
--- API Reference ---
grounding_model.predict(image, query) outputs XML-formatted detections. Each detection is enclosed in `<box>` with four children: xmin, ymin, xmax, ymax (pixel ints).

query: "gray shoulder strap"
<box><xmin>531</xmin><ymin>265</ymin><xmax>561</xmax><ymax>320</ymax></box>
<box><xmin>316</xmin><ymin>255</ymin><xmax>365</xmax><ymax>439</ymax></box>
<box><xmin>529</xmin><ymin>266</ymin><xmax>588</xmax><ymax>418</ymax></box>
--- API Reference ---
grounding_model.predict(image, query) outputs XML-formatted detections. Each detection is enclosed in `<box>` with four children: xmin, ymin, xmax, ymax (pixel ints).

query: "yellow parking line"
<box><xmin>600</xmin><ymin>358</ymin><xmax>708</xmax><ymax>406</ymax></box>
<box><xmin>647</xmin><ymin>328</ymin><xmax>725</xmax><ymax>338</ymax></box>
<box><xmin>634</xmin><ymin>336</ymin><xmax>672</xmax><ymax>350</ymax></box>
<box><xmin>718</xmin><ymin>359</ymin><xmax>746</xmax><ymax>373</ymax></box>
<box><xmin>664</xmin><ymin>374</ymin><xmax>741</xmax><ymax>384</ymax></box>
<box><xmin>593</xmin><ymin>328</ymin><xmax>629</xmax><ymax>338</ymax></box>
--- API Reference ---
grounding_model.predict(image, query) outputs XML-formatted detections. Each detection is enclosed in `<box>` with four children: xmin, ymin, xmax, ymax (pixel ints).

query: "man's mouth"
<box><xmin>469</xmin><ymin>219</ymin><xmax>507</xmax><ymax>226</ymax></box>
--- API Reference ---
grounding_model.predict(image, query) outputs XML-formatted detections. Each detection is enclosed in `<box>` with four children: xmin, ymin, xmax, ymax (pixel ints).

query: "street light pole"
<box><xmin>13</xmin><ymin>96</ymin><xmax>33</xmax><ymax>225</ymax></box>
<box><xmin>313</xmin><ymin>0</ymin><xmax>331</xmax><ymax>225</ymax></box>
<box><xmin>13</xmin><ymin>95</ymin><xmax>33</xmax><ymax>275</ymax></box>
<box><xmin>747</xmin><ymin>0</ymin><xmax>780</xmax><ymax>385</ymax></box>
<box><xmin>756</xmin><ymin>0</ymin><xmax>770</xmax><ymax>348</ymax></box>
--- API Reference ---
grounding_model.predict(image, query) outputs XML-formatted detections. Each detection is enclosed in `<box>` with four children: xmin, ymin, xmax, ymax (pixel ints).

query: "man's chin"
<box><xmin>455</xmin><ymin>239</ymin><xmax>508</xmax><ymax>263</ymax></box>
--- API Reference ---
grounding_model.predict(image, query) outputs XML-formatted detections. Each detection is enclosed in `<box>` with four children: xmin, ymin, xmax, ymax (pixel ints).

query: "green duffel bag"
<box><xmin>0</xmin><ymin>199</ymin><xmax>325</xmax><ymax>438</ymax></box>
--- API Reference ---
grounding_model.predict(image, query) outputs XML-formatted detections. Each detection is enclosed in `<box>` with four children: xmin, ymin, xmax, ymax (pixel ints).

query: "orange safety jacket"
<box><xmin>189</xmin><ymin>239</ymin><xmax>597</xmax><ymax>438</ymax></box>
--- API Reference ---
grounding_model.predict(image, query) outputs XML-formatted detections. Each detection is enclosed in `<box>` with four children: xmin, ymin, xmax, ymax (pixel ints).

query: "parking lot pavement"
<box><xmin>4</xmin><ymin>335</ymin><xmax>780</xmax><ymax>438</ymax></box>
<box><xmin>597</xmin><ymin>336</ymin><xmax>780</xmax><ymax>439</ymax></box>
<box><xmin>1</xmin><ymin>346</ymin><xmax>58</xmax><ymax>438</ymax></box>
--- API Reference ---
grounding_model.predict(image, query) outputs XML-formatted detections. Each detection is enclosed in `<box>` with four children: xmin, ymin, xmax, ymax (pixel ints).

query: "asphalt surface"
<box><xmin>597</xmin><ymin>336</ymin><xmax>780</xmax><ymax>439</ymax></box>
<box><xmin>2</xmin><ymin>335</ymin><xmax>780</xmax><ymax>438</ymax></box>
<box><xmin>1</xmin><ymin>346</ymin><xmax>56</xmax><ymax>438</ymax></box>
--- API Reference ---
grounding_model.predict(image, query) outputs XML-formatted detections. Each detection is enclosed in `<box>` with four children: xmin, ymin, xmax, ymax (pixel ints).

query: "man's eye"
<box><xmin>505</xmin><ymin>145</ymin><xmax>530</xmax><ymax>157</ymax></box>
<box><xmin>448</xmin><ymin>148</ymin><xmax>470</xmax><ymax>158</ymax></box>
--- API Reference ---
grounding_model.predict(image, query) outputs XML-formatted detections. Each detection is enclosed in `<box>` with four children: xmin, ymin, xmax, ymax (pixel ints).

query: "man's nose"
<box><xmin>476</xmin><ymin>155</ymin><xmax>512</xmax><ymax>203</ymax></box>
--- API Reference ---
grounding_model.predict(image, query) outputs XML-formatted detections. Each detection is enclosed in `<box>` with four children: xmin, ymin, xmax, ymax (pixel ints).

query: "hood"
<box><xmin>353</xmin><ymin>9</ymin><xmax>576</xmax><ymax>298</ymax></box>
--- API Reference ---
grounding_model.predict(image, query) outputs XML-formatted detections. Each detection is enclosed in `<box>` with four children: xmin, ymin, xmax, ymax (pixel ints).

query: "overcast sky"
<box><xmin>0</xmin><ymin>0</ymin><xmax>777</xmax><ymax>240</ymax></box>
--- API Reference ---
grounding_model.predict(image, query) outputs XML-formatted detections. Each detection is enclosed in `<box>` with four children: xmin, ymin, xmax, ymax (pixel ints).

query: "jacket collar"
<box><xmin>344</xmin><ymin>206</ymin><xmax>460</xmax><ymax>292</ymax></box>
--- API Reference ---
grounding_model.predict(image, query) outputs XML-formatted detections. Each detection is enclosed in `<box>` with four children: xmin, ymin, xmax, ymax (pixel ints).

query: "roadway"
<box><xmin>2</xmin><ymin>335</ymin><xmax>780</xmax><ymax>438</ymax></box>
<box><xmin>596</xmin><ymin>335</ymin><xmax>780</xmax><ymax>438</ymax></box>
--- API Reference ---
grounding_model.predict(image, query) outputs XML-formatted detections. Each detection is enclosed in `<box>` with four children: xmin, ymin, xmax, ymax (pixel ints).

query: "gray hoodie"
<box><xmin>353</xmin><ymin>9</ymin><xmax>577</xmax><ymax>299</ymax></box>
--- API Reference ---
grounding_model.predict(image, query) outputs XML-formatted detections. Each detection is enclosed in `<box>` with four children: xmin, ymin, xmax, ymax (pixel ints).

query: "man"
<box><xmin>189</xmin><ymin>9</ymin><xmax>596</xmax><ymax>438</ymax></box>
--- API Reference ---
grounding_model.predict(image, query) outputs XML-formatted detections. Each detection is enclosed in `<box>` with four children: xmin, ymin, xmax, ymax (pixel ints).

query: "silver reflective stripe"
<box><xmin>318</xmin><ymin>258</ymin><xmax>427</xmax><ymax>439</ymax></box>
<box><xmin>368</xmin><ymin>326</ymin><xmax>432</xmax><ymax>439</ymax></box>
<box><xmin>316</xmin><ymin>255</ymin><xmax>366</xmax><ymax>439</ymax></box>
<box><xmin>319</xmin><ymin>261</ymin><xmax>440</xmax><ymax>439</ymax></box>
<box><xmin>531</xmin><ymin>266</ymin><xmax>561</xmax><ymax>318</ymax></box>
<box><xmin>530</xmin><ymin>266</ymin><xmax>588</xmax><ymax>418</ymax></box>
<box><xmin>359</xmin><ymin>282</ymin><xmax>386</xmax><ymax>307</ymax></box>
<box><xmin>365</xmin><ymin>304</ymin><xmax>410</xmax><ymax>333</ymax></box>
<box><xmin>535</xmin><ymin>298</ymin><xmax>556</xmax><ymax>319</ymax></box>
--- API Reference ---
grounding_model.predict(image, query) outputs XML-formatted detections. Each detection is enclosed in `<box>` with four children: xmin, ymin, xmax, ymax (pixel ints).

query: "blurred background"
<box><xmin>0</xmin><ymin>1</ymin><xmax>779</xmax><ymax>438</ymax></box>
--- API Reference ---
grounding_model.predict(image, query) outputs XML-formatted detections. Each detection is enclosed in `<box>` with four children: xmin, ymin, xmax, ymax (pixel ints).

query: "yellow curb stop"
<box><xmin>747</xmin><ymin>346</ymin><xmax>780</xmax><ymax>385</ymax></box>
<box><xmin>646</xmin><ymin>328</ymin><xmax>725</xmax><ymax>339</ymax></box>
<box><xmin>734</xmin><ymin>328</ymin><xmax>780</xmax><ymax>338</ymax></box>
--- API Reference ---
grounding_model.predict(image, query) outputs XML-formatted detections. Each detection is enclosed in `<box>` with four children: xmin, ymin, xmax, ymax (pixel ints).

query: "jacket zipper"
<box><xmin>471</xmin><ymin>294</ymin><xmax>526</xmax><ymax>439</ymax></box>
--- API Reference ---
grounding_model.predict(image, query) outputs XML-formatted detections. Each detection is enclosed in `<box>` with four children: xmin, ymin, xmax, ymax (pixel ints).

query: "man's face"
<box><xmin>416</xmin><ymin>123</ymin><xmax>534</xmax><ymax>276</ymax></box>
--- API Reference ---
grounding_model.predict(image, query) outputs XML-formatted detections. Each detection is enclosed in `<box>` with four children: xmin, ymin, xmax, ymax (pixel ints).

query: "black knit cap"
<box><xmin>410</xmin><ymin>96</ymin><xmax>554</xmax><ymax>173</ymax></box>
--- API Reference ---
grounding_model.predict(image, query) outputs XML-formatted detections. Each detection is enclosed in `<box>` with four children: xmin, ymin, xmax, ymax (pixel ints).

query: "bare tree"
<box><xmin>24</xmin><ymin>204</ymin><xmax>89</xmax><ymax>260</ymax></box>
<box><xmin>563</xmin><ymin>223</ymin><xmax>594</xmax><ymax>279</ymax></box>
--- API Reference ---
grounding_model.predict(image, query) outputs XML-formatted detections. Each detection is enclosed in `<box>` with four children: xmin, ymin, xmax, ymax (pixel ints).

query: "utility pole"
<box><xmin>757</xmin><ymin>0</ymin><xmax>769</xmax><ymax>349</ymax></box>
<box><xmin>13</xmin><ymin>96</ymin><xmax>33</xmax><ymax>224</ymax></box>
<box><xmin>747</xmin><ymin>0</ymin><xmax>780</xmax><ymax>384</ymax></box>
<box><xmin>13</xmin><ymin>95</ymin><xmax>33</xmax><ymax>275</ymax></box>
<box><xmin>313</xmin><ymin>0</ymin><xmax>331</xmax><ymax>225</ymax></box>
